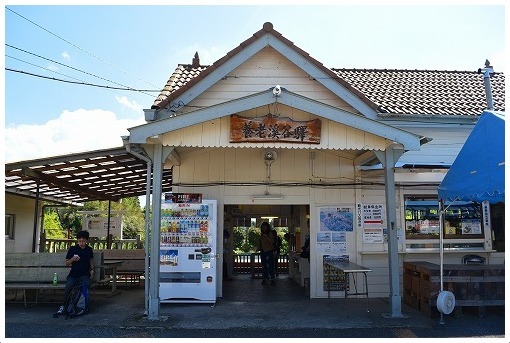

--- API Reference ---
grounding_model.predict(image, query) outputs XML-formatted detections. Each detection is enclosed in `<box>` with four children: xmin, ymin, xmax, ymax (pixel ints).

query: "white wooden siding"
<box><xmin>171</xmin><ymin>148</ymin><xmax>355</xmax><ymax>185</ymax></box>
<box><xmin>161</xmin><ymin>106</ymin><xmax>390</xmax><ymax>151</ymax></box>
<box><xmin>174</xmin><ymin>46</ymin><xmax>358</xmax><ymax>115</ymax></box>
<box><xmin>398</xmin><ymin>126</ymin><xmax>471</xmax><ymax>166</ymax></box>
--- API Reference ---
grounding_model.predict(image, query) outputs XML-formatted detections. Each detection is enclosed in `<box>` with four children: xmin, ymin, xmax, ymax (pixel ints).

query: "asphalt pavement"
<box><xmin>3</xmin><ymin>275</ymin><xmax>506</xmax><ymax>340</ymax></box>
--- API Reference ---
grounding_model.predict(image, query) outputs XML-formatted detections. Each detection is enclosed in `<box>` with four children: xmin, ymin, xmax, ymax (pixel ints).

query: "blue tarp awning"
<box><xmin>438</xmin><ymin>110</ymin><xmax>505</xmax><ymax>204</ymax></box>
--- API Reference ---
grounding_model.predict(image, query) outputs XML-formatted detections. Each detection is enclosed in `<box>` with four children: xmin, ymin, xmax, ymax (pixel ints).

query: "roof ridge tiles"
<box><xmin>332</xmin><ymin>67</ymin><xmax>492</xmax><ymax>74</ymax></box>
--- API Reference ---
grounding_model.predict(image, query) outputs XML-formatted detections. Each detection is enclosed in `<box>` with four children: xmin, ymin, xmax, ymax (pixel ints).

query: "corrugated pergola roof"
<box><xmin>5</xmin><ymin>147</ymin><xmax>173</xmax><ymax>205</ymax></box>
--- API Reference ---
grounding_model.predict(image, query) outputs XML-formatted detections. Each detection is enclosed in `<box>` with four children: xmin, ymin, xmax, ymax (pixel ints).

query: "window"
<box><xmin>404</xmin><ymin>196</ymin><xmax>485</xmax><ymax>250</ymax></box>
<box><xmin>405</xmin><ymin>198</ymin><xmax>440</xmax><ymax>239</ymax></box>
<box><xmin>5</xmin><ymin>214</ymin><xmax>15</xmax><ymax>239</ymax></box>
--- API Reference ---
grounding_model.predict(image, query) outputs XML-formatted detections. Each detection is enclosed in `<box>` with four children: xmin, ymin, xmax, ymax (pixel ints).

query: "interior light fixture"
<box><xmin>252</xmin><ymin>194</ymin><xmax>284</xmax><ymax>200</ymax></box>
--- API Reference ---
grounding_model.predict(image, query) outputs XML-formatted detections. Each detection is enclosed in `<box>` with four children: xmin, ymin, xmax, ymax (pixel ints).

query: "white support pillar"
<box><xmin>148</xmin><ymin>143</ymin><xmax>173</xmax><ymax>321</ymax></box>
<box><xmin>374</xmin><ymin>145</ymin><xmax>404</xmax><ymax>318</ymax></box>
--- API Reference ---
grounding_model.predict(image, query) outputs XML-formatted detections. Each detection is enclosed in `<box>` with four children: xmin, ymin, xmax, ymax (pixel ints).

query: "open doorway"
<box><xmin>222</xmin><ymin>204</ymin><xmax>310</xmax><ymax>300</ymax></box>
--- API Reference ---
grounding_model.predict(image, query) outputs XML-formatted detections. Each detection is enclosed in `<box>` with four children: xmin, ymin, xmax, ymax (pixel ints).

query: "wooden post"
<box><xmin>40</xmin><ymin>231</ymin><xmax>47</xmax><ymax>252</ymax></box>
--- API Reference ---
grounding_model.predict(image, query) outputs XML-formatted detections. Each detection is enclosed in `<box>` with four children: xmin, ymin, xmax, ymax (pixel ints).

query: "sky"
<box><xmin>2</xmin><ymin>2</ymin><xmax>507</xmax><ymax>163</ymax></box>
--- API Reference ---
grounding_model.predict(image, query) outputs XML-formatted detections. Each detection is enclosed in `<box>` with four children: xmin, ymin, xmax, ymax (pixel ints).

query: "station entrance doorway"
<box><xmin>221</xmin><ymin>204</ymin><xmax>310</xmax><ymax>301</ymax></box>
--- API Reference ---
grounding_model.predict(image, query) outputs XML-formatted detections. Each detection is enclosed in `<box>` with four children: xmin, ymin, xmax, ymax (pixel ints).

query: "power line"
<box><xmin>6</xmin><ymin>43</ymin><xmax>158</xmax><ymax>96</ymax></box>
<box><xmin>6</xmin><ymin>6</ymin><xmax>161</xmax><ymax>89</ymax></box>
<box><xmin>6</xmin><ymin>54</ymin><xmax>88</xmax><ymax>83</ymax></box>
<box><xmin>6</xmin><ymin>68</ymin><xmax>161</xmax><ymax>92</ymax></box>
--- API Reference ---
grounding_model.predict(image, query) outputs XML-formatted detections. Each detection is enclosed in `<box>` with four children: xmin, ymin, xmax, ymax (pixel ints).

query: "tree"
<box><xmin>43</xmin><ymin>209</ymin><xmax>67</xmax><ymax>239</ymax></box>
<box><xmin>44</xmin><ymin>197</ymin><xmax>145</xmax><ymax>240</ymax></box>
<box><xmin>82</xmin><ymin>198</ymin><xmax>145</xmax><ymax>239</ymax></box>
<box><xmin>232</xmin><ymin>226</ymin><xmax>261</xmax><ymax>253</ymax></box>
<box><xmin>55</xmin><ymin>207</ymin><xmax>82</xmax><ymax>237</ymax></box>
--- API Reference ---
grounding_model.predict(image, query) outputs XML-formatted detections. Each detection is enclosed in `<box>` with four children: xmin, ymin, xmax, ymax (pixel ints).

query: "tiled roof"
<box><xmin>333</xmin><ymin>68</ymin><xmax>505</xmax><ymax>115</ymax></box>
<box><xmin>152</xmin><ymin>64</ymin><xmax>209</xmax><ymax>110</ymax></box>
<box><xmin>152</xmin><ymin>22</ymin><xmax>505</xmax><ymax>116</ymax></box>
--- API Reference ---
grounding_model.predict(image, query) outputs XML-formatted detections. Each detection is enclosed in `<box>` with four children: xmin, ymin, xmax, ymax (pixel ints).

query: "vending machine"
<box><xmin>159</xmin><ymin>196</ymin><xmax>218</xmax><ymax>303</ymax></box>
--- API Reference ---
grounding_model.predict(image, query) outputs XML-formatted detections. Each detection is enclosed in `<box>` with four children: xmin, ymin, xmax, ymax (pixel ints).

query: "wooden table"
<box><xmin>98</xmin><ymin>260</ymin><xmax>124</xmax><ymax>296</ymax></box>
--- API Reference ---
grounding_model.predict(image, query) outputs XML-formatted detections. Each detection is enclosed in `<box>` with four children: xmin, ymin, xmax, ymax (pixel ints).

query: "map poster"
<box><xmin>319</xmin><ymin>207</ymin><xmax>354</xmax><ymax>232</ymax></box>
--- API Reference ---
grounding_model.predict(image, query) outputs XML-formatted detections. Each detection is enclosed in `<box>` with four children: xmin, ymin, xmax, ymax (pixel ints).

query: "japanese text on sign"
<box><xmin>362</xmin><ymin>203</ymin><xmax>385</xmax><ymax>227</ymax></box>
<box><xmin>230</xmin><ymin>114</ymin><xmax>321</xmax><ymax>144</ymax></box>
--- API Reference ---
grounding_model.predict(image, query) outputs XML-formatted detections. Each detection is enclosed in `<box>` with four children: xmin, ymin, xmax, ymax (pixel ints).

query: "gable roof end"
<box><xmin>152</xmin><ymin>22</ymin><xmax>379</xmax><ymax>114</ymax></box>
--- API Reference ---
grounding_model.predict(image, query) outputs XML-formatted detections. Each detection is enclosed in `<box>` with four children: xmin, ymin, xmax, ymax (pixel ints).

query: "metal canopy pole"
<box><xmin>32</xmin><ymin>179</ymin><xmax>40</xmax><ymax>252</ymax></box>
<box><xmin>124</xmin><ymin>140</ymin><xmax>153</xmax><ymax>315</ymax></box>
<box><xmin>375</xmin><ymin>145</ymin><xmax>404</xmax><ymax>318</ymax></box>
<box><xmin>143</xmin><ymin>161</ymin><xmax>152</xmax><ymax>316</ymax></box>
<box><xmin>107</xmin><ymin>200</ymin><xmax>112</xmax><ymax>249</ymax></box>
<box><xmin>147</xmin><ymin>144</ymin><xmax>173</xmax><ymax>321</ymax></box>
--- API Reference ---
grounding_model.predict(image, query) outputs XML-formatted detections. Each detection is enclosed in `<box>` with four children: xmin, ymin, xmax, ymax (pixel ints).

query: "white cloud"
<box><xmin>61</xmin><ymin>51</ymin><xmax>70</xmax><ymax>60</ymax></box>
<box><xmin>115</xmin><ymin>95</ymin><xmax>143</xmax><ymax>114</ymax></box>
<box><xmin>5</xmin><ymin>108</ymin><xmax>146</xmax><ymax>163</ymax></box>
<box><xmin>47</xmin><ymin>64</ymin><xmax>59</xmax><ymax>72</ymax></box>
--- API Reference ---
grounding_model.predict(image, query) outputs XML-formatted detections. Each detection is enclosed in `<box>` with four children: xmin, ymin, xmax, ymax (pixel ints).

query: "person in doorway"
<box><xmin>223</xmin><ymin>228</ymin><xmax>233</xmax><ymax>280</ymax></box>
<box><xmin>272</xmin><ymin>228</ymin><xmax>282</xmax><ymax>277</ymax></box>
<box><xmin>54</xmin><ymin>230</ymin><xmax>94</xmax><ymax>316</ymax></box>
<box><xmin>258</xmin><ymin>222</ymin><xmax>276</xmax><ymax>285</ymax></box>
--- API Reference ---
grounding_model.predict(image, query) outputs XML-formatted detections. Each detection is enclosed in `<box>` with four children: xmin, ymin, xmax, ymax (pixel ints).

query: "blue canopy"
<box><xmin>438</xmin><ymin>110</ymin><xmax>505</xmax><ymax>204</ymax></box>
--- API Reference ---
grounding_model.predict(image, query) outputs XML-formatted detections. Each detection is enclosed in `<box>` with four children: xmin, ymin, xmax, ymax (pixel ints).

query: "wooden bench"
<box><xmin>99</xmin><ymin>249</ymin><xmax>145</xmax><ymax>285</ymax></box>
<box><xmin>5</xmin><ymin>252</ymin><xmax>111</xmax><ymax>307</ymax></box>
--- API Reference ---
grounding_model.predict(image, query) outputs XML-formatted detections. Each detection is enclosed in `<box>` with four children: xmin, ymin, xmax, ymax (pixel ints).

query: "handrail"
<box><xmin>44</xmin><ymin>237</ymin><xmax>143</xmax><ymax>252</ymax></box>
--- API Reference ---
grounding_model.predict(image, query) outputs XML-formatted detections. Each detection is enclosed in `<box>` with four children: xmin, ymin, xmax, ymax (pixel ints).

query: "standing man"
<box><xmin>258</xmin><ymin>222</ymin><xmax>276</xmax><ymax>285</ymax></box>
<box><xmin>272</xmin><ymin>228</ymin><xmax>282</xmax><ymax>277</ymax></box>
<box><xmin>54</xmin><ymin>230</ymin><xmax>94</xmax><ymax>316</ymax></box>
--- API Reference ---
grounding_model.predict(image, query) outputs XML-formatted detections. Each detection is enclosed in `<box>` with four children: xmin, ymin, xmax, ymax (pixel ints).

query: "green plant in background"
<box><xmin>43</xmin><ymin>209</ymin><xmax>67</xmax><ymax>239</ymax></box>
<box><xmin>232</xmin><ymin>225</ymin><xmax>288</xmax><ymax>254</ymax></box>
<box><xmin>43</xmin><ymin>197</ymin><xmax>145</xmax><ymax>240</ymax></box>
<box><xmin>55</xmin><ymin>207</ymin><xmax>82</xmax><ymax>238</ymax></box>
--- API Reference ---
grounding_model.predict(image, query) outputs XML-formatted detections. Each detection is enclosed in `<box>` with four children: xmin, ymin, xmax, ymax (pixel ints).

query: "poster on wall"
<box><xmin>316</xmin><ymin>232</ymin><xmax>347</xmax><ymax>254</ymax></box>
<box><xmin>319</xmin><ymin>206</ymin><xmax>354</xmax><ymax>232</ymax></box>
<box><xmin>361</xmin><ymin>203</ymin><xmax>385</xmax><ymax>227</ymax></box>
<box><xmin>362</xmin><ymin>228</ymin><xmax>384</xmax><ymax>243</ymax></box>
<box><xmin>461</xmin><ymin>219</ymin><xmax>482</xmax><ymax>234</ymax></box>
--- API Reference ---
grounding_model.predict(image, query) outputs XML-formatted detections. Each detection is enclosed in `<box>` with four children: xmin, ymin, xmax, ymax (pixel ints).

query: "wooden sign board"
<box><xmin>230</xmin><ymin>114</ymin><xmax>321</xmax><ymax>144</ymax></box>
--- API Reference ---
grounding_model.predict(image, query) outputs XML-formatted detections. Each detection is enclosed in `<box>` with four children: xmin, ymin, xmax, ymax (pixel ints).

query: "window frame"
<box><xmin>401</xmin><ymin>192</ymin><xmax>488</xmax><ymax>251</ymax></box>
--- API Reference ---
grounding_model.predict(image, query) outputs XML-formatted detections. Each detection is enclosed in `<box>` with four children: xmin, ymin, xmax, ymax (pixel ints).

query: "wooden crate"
<box><xmin>403</xmin><ymin>289</ymin><xmax>420</xmax><ymax>310</ymax></box>
<box><xmin>403</xmin><ymin>261</ymin><xmax>504</xmax><ymax>317</ymax></box>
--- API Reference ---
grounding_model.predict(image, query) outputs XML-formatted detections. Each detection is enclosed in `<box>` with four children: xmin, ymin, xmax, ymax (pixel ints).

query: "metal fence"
<box><xmin>44</xmin><ymin>237</ymin><xmax>142</xmax><ymax>252</ymax></box>
<box><xmin>43</xmin><ymin>240</ymin><xmax>288</xmax><ymax>278</ymax></box>
<box><xmin>233</xmin><ymin>253</ymin><xmax>289</xmax><ymax>278</ymax></box>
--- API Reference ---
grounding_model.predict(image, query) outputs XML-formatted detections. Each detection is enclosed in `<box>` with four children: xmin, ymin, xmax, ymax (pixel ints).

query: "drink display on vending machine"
<box><xmin>159</xmin><ymin>195</ymin><xmax>217</xmax><ymax>303</ymax></box>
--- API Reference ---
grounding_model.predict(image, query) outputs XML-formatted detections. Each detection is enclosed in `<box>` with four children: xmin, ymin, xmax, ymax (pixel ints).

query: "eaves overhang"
<box><xmin>129</xmin><ymin>88</ymin><xmax>423</xmax><ymax>151</ymax></box>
